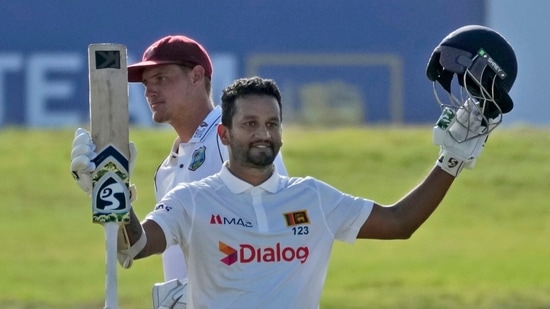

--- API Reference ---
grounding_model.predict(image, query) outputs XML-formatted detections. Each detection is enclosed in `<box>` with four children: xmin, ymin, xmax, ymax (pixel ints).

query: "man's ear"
<box><xmin>192</xmin><ymin>65</ymin><xmax>205</xmax><ymax>83</ymax></box>
<box><xmin>217</xmin><ymin>124</ymin><xmax>230</xmax><ymax>145</ymax></box>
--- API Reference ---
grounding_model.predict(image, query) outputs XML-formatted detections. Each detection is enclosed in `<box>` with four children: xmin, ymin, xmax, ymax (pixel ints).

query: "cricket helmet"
<box><xmin>427</xmin><ymin>25</ymin><xmax>517</xmax><ymax>119</ymax></box>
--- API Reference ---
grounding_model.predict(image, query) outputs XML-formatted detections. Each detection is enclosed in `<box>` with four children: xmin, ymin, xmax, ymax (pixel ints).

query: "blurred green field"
<box><xmin>0</xmin><ymin>126</ymin><xmax>549</xmax><ymax>309</ymax></box>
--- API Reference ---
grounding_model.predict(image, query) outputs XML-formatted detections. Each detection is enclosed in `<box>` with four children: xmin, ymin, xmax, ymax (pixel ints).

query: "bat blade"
<box><xmin>88</xmin><ymin>43</ymin><xmax>130</xmax><ymax>309</ymax></box>
<box><xmin>88</xmin><ymin>43</ymin><xmax>130</xmax><ymax>224</ymax></box>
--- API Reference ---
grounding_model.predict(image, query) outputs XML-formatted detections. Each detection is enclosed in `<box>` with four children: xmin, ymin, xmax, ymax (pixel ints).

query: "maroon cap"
<box><xmin>127</xmin><ymin>35</ymin><xmax>213</xmax><ymax>82</ymax></box>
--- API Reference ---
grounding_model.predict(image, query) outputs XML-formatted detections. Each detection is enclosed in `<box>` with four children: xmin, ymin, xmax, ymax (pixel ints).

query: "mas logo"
<box><xmin>210</xmin><ymin>214</ymin><xmax>253</xmax><ymax>228</ymax></box>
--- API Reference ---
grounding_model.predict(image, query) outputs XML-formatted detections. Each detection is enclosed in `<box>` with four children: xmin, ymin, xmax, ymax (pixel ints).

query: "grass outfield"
<box><xmin>0</xmin><ymin>126</ymin><xmax>548</xmax><ymax>308</ymax></box>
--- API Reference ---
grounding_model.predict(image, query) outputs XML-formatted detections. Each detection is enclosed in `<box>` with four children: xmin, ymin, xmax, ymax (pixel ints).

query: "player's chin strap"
<box><xmin>117</xmin><ymin>222</ymin><xmax>146</xmax><ymax>269</ymax></box>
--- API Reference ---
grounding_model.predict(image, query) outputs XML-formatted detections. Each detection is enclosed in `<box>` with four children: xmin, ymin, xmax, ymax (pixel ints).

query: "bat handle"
<box><xmin>104</xmin><ymin>221</ymin><xmax>119</xmax><ymax>309</ymax></box>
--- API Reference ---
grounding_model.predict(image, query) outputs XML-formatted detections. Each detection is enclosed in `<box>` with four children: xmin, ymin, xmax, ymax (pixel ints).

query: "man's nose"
<box><xmin>255</xmin><ymin>125</ymin><xmax>271</xmax><ymax>139</ymax></box>
<box><xmin>144</xmin><ymin>86</ymin><xmax>155</xmax><ymax>98</ymax></box>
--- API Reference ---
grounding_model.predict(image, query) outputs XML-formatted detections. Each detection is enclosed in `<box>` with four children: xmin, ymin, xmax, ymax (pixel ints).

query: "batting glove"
<box><xmin>70</xmin><ymin>128</ymin><xmax>97</xmax><ymax>194</ymax></box>
<box><xmin>433</xmin><ymin>99</ymin><xmax>491</xmax><ymax>177</ymax></box>
<box><xmin>152</xmin><ymin>279</ymin><xmax>187</xmax><ymax>309</ymax></box>
<box><xmin>70</xmin><ymin>128</ymin><xmax>138</xmax><ymax>199</ymax></box>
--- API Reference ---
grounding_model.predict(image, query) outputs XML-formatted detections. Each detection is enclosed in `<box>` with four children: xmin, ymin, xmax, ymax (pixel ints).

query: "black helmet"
<box><xmin>426</xmin><ymin>25</ymin><xmax>517</xmax><ymax>116</ymax></box>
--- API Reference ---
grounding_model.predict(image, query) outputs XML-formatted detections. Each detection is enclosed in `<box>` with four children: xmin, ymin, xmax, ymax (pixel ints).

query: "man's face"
<box><xmin>222</xmin><ymin>94</ymin><xmax>282</xmax><ymax>168</ymax></box>
<box><xmin>141</xmin><ymin>64</ymin><xmax>193</xmax><ymax>124</ymax></box>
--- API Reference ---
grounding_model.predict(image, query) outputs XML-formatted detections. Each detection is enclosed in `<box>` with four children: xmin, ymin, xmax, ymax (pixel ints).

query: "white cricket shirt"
<box><xmin>147</xmin><ymin>163</ymin><xmax>373</xmax><ymax>308</ymax></box>
<box><xmin>154</xmin><ymin>105</ymin><xmax>288</xmax><ymax>281</ymax></box>
<box><xmin>154</xmin><ymin>106</ymin><xmax>225</xmax><ymax>201</ymax></box>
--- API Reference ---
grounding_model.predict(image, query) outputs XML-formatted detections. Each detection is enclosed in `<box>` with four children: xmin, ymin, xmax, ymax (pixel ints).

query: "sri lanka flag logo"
<box><xmin>283</xmin><ymin>210</ymin><xmax>310</xmax><ymax>226</ymax></box>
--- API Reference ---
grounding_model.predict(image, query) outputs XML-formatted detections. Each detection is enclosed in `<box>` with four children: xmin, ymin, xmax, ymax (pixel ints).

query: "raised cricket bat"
<box><xmin>88</xmin><ymin>43</ymin><xmax>131</xmax><ymax>309</ymax></box>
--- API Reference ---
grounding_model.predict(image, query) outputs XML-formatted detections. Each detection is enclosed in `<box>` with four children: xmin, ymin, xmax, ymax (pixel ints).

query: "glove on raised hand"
<box><xmin>70</xmin><ymin>128</ymin><xmax>97</xmax><ymax>194</ymax></box>
<box><xmin>433</xmin><ymin>99</ymin><xmax>491</xmax><ymax>177</ymax></box>
<box><xmin>70</xmin><ymin>128</ymin><xmax>137</xmax><ymax>198</ymax></box>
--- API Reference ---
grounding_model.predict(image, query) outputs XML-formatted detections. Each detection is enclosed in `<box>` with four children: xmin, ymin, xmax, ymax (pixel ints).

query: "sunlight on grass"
<box><xmin>1</xmin><ymin>126</ymin><xmax>549</xmax><ymax>308</ymax></box>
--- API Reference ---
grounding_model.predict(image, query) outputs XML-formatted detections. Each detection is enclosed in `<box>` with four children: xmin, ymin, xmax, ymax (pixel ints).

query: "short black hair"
<box><xmin>221</xmin><ymin>76</ymin><xmax>282</xmax><ymax>127</ymax></box>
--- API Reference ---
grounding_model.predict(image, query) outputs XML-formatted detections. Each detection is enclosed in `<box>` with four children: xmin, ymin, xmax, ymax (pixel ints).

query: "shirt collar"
<box><xmin>219</xmin><ymin>162</ymin><xmax>281</xmax><ymax>194</ymax></box>
<box><xmin>169</xmin><ymin>105</ymin><xmax>222</xmax><ymax>153</ymax></box>
<box><xmin>189</xmin><ymin>105</ymin><xmax>222</xmax><ymax>143</ymax></box>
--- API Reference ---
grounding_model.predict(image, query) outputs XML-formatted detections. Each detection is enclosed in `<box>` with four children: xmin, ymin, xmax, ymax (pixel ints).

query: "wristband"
<box><xmin>436</xmin><ymin>153</ymin><xmax>465</xmax><ymax>177</ymax></box>
<box><xmin>117</xmin><ymin>225</ymin><xmax>147</xmax><ymax>269</ymax></box>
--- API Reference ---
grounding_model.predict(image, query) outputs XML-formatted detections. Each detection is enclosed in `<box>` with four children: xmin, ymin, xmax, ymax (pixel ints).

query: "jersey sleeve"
<box><xmin>314</xmin><ymin>178</ymin><xmax>373</xmax><ymax>243</ymax></box>
<box><xmin>145</xmin><ymin>184</ymin><xmax>194</xmax><ymax>249</ymax></box>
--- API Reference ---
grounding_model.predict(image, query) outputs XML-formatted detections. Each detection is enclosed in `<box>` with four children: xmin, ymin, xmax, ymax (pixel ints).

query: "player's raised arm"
<box><xmin>358</xmin><ymin>25</ymin><xmax>517</xmax><ymax>240</ymax></box>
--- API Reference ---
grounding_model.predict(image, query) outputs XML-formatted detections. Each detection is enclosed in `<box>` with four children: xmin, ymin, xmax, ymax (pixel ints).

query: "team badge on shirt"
<box><xmin>192</xmin><ymin>121</ymin><xmax>209</xmax><ymax>139</ymax></box>
<box><xmin>283</xmin><ymin>210</ymin><xmax>310</xmax><ymax>226</ymax></box>
<box><xmin>188</xmin><ymin>146</ymin><xmax>206</xmax><ymax>171</ymax></box>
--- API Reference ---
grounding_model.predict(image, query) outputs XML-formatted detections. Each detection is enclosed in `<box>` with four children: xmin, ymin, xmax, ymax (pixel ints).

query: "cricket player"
<box><xmin>74</xmin><ymin>25</ymin><xmax>517</xmax><ymax>308</ymax></box>
<box><xmin>71</xmin><ymin>35</ymin><xmax>287</xmax><ymax>308</ymax></box>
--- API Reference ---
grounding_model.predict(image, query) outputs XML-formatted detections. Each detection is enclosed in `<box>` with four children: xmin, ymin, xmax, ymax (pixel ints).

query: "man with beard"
<box><xmin>116</xmin><ymin>71</ymin><xmax>496</xmax><ymax>307</ymax></box>
<box><xmin>81</xmin><ymin>24</ymin><xmax>518</xmax><ymax>307</ymax></box>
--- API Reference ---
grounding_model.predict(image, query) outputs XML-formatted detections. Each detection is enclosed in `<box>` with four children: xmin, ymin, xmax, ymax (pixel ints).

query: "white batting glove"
<box><xmin>70</xmin><ymin>128</ymin><xmax>138</xmax><ymax>199</ymax></box>
<box><xmin>433</xmin><ymin>99</ymin><xmax>491</xmax><ymax>177</ymax></box>
<box><xmin>152</xmin><ymin>279</ymin><xmax>187</xmax><ymax>309</ymax></box>
<box><xmin>70</xmin><ymin>128</ymin><xmax>97</xmax><ymax>195</ymax></box>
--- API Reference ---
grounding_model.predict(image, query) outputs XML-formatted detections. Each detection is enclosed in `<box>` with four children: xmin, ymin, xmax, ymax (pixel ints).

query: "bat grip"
<box><xmin>104</xmin><ymin>222</ymin><xmax>119</xmax><ymax>309</ymax></box>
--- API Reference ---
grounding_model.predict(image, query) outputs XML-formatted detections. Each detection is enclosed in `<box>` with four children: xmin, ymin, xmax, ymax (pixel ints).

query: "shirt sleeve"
<box><xmin>145</xmin><ymin>184</ymin><xmax>194</xmax><ymax>249</ymax></box>
<box><xmin>314</xmin><ymin>178</ymin><xmax>373</xmax><ymax>243</ymax></box>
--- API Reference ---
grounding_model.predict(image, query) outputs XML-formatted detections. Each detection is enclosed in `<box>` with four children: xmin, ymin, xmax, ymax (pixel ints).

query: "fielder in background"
<box><xmin>70</xmin><ymin>35</ymin><xmax>288</xmax><ymax>308</ymax></box>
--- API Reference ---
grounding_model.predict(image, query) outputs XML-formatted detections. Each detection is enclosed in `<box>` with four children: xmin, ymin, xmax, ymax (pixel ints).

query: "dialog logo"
<box><xmin>219</xmin><ymin>241</ymin><xmax>238</xmax><ymax>265</ymax></box>
<box><xmin>219</xmin><ymin>241</ymin><xmax>309</xmax><ymax>265</ymax></box>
